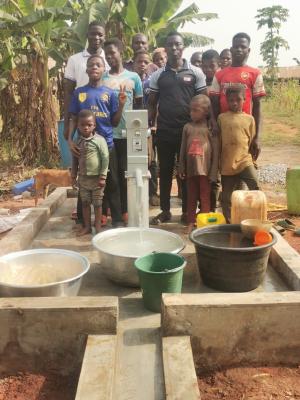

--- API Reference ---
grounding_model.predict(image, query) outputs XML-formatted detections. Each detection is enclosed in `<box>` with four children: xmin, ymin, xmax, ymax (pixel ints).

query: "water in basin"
<box><xmin>194</xmin><ymin>231</ymin><xmax>254</xmax><ymax>248</ymax></box>
<box><xmin>97</xmin><ymin>230</ymin><xmax>181</xmax><ymax>257</ymax></box>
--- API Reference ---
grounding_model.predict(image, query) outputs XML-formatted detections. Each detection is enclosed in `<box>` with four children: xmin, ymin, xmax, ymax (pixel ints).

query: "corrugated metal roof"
<box><xmin>262</xmin><ymin>66</ymin><xmax>300</xmax><ymax>79</ymax></box>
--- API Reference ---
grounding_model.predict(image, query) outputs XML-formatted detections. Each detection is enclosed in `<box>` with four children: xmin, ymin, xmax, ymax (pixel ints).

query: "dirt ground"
<box><xmin>0</xmin><ymin>371</ymin><xmax>77</xmax><ymax>400</ymax></box>
<box><xmin>198</xmin><ymin>365</ymin><xmax>300</xmax><ymax>400</ymax></box>
<box><xmin>258</xmin><ymin>145</ymin><xmax>300</xmax><ymax>167</ymax></box>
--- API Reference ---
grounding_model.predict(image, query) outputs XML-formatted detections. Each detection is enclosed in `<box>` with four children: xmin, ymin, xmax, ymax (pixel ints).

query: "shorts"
<box><xmin>78</xmin><ymin>175</ymin><xmax>104</xmax><ymax>207</ymax></box>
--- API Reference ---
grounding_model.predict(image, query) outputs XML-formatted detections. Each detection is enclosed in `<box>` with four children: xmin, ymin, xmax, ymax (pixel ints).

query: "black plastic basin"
<box><xmin>190</xmin><ymin>224</ymin><xmax>277</xmax><ymax>292</ymax></box>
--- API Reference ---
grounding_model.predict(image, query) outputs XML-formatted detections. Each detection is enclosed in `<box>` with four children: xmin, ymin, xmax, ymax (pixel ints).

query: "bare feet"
<box><xmin>95</xmin><ymin>222</ymin><xmax>102</xmax><ymax>233</ymax></box>
<box><xmin>72</xmin><ymin>223</ymin><xmax>82</xmax><ymax>231</ymax></box>
<box><xmin>76</xmin><ymin>227</ymin><xmax>92</xmax><ymax>236</ymax></box>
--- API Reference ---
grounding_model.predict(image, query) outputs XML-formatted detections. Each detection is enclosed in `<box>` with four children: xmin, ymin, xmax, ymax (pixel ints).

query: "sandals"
<box><xmin>151</xmin><ymin>211</ymin><xmax>172</xmax><ymax>225</ymax></box>
<box><xmin>71</xmin><ymin>209</ymin><xmax>77</xmax><ymax>220</ymax></box>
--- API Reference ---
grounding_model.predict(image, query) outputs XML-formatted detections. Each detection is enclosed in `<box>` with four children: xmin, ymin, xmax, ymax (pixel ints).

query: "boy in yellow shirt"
<box><xmin>218</xmin><ymin>85</ymin><xmax>259</xmax><ymax>222</ymax></box>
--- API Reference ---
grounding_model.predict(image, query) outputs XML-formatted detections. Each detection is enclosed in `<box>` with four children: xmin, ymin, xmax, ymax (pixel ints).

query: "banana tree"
<box><xmin>70</xmin><ymin>0</ymin><xmax>217</xmax><ymax>54</ymax></box>
<box><xmin>121</xmin><ymin>0</ymin><xmax>217</xmax><ymax>48</ymax></box>
<box><xmin>0</xmin><ymin>0</ymin><xmax>72</xmax><ymax>164</ymax></box>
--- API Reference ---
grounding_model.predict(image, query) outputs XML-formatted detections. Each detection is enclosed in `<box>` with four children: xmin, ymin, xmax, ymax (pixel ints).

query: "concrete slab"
<box><xmin>0</xmin><ymin>187</ymin><xmax>67</xmax><ymax>256</ymax></box>
<box><xmin>0</xmin><ymin>296</ymin><xmax>118</xmax><ymax>374</ymax></box>
<box><xmin>114</xmin><ymin>297</ymin><xmax>165</xmax><ymax>400</ymax></box>
<box><xmin>162</xmin><ymin>292</ymin><xmax>300</xmax><ymax>371</ymax></box>
<box><xmin>75</xmin><ymin>335</ymin><xmax>117</xmax><ymax>400</ymax></box>
<box><xmin>270</xmin><ymin>229</ymin><xmax>300</xmax><ymax>290</ymax></box>
<box><xmin>5</xmin><ymin>192</ymin><xmax>299</xmax><ymax>400</ymax></box>
<box><xmin>163</xmin><ymin>336</ymin><xmax>200</xmax><ymax>400</ymax></box>
<box><xmin>31</xmin><ymin>199</ymin><xmax>166</xmax><ymax>400</ymax></box>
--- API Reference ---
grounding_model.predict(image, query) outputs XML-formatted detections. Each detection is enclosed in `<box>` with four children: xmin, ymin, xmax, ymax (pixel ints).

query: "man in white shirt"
<box><xmin>63</xmin><ymin>21</ymin><xmax>109</xmax><ymax>138</ymax></box>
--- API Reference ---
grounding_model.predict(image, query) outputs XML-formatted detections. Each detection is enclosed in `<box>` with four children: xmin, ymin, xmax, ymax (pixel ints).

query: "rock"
<box><xmin>13</xmin><ymin>195</ymin><xmax>22</xmax><ymax>201</ymax></box>
<box><xmin>0</xmin><ymin>208</ymin><xmax>10</xmax><ymax>215</ymax></box>
<box><xmin>22</xmin><ymin>191</ymin><xmax>31</xmax><ymax>199</ymax></box>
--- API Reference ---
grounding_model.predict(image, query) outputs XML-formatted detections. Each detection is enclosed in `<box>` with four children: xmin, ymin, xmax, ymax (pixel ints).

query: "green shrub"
<box><xmin>265</xmin><ymin>80</ymin><xmax>300</xmax><ymax>115</ymax></box>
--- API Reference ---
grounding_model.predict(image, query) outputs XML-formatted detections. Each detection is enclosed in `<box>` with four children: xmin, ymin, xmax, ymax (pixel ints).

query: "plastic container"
<box><xmin>134</xmin><ymin>253</ymin><xmax>186</xmax><ymax>312</ymax></box>
<box><xmin>57</xmin><ymin>120</ymin><xmax>72</xmax><ymax>168</ymax></box>
<box><xmin>196</xmin><ymin>212</ymin><xmax>226</xmax><ymax>228</ymax></box>
<box><xmin>231</xmin><ymin>190</ymin><xmax>267</xmax><ymax>224</ymax></box>
<box><xmin>287</xmin><ymin>167</ymin><xmax>300</xmax><ymax>215</ymax></box>
<box><xmin>190</xmin><ymin>224</ymin><xmax>277</xmax><ymax>292</ymax></box>
<box><xmin>254</xmin><ymin>230</ymin><xmax>273</xmax><ymax>246</ymax></box>
<box><xmin>12</xmin><ymin>178</ymin><xmax>34</xmax><ymax>195</ymax></box>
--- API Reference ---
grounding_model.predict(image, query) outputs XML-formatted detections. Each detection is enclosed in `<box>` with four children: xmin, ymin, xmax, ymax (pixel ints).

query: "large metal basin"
<box><xmin>92</xmin><ymin>228</ymin><xmax>185</xmax><ymax>287</ymax></box>
<box><xmin>0</xmin><ymin>249</ymin><xmax>90</xmax><ymax>297</ymax></box>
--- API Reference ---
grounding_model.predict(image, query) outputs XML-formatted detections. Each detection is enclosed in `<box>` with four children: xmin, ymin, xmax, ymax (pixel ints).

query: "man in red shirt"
<box><xmin>210</xmin><ymin>32</ymin><xmax>266</xmax><ymax>160</ymax></box>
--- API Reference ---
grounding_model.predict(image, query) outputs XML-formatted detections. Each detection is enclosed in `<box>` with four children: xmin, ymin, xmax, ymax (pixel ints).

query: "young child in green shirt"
<box><xmin>71</xmin><ymin>110</ymin><xmax>109</xmax><ymax>235</ymax></box>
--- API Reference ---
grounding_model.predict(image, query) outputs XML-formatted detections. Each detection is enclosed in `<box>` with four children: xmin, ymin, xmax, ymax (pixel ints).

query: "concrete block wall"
<box><xmin>270</xmin><ymin>230</ymin><xmax>300</xmax><ymax>290</ymax></box>
<box><xmin>0</xmin><ymin>296</ymin><xmax>118</xmax><ymax>374</ymax></box>
<box><xmin>162</xmin><ymin>292</ymin><xmax>300</xmax><ymax>371</ymax></box>
<box><xmin>0</xmin><ymin>187</ymin><xmax>67</xmax><ymax>256</ymax></box>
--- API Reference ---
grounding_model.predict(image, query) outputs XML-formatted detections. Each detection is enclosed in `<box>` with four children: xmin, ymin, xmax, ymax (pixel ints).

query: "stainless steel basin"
<box><xmin>92</xmin><ymin>227</ymin><xmax>185</xmax><ymax>287</ymax></box>
<box><xmin>0</xmin><ymin>249</ymin><xmax>90</xmax><ymax>297</ymax></box>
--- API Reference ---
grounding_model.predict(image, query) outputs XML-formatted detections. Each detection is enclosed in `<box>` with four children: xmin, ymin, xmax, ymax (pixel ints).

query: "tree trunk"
<box><xmin>0</xmin><ymin>61</ymin><xmax>59</xmax><ymax>166</ymax></box>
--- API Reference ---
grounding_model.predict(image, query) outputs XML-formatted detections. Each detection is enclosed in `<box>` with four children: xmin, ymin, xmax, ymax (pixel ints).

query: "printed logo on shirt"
<box><xmin>78</xmin><ymin>92</ymin><xmax>87</xmax><ymax>102</ymax></box>
<box><xmin>100</xmin><ymin>93</ymin><xmax>109</xmax><ymax>103</ymax></box>
<box><xmin>188</xmin><ymin>139</ymin><xmax>204</xmax><ymax>156</ymax></box>
<box><xmin>183</xmin><ymin>76</ymin><xmax>192</xmax><ymax>82</ymax></box>
<box><xmin>241</xmin><ymin>71</ymin><xmax>249</xmax><ymax>80</ymax></box>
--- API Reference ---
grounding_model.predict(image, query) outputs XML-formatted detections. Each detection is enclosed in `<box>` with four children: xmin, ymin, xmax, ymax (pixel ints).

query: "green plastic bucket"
<box><xmin>287</xmin><ymin>166</ymin><xmax>300</xmax><ymax>215</ymax></box>
<box><xmin>134</xmin><ymin>252</ymin><xmax>186</xmax><ymax>312</ymax></box>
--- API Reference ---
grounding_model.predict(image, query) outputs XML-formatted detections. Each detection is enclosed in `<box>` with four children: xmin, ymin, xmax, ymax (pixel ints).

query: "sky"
<box><xmin>180</xmin><ymin>0</ymin><xmax>299</xmax><ymax>67</ymax></box>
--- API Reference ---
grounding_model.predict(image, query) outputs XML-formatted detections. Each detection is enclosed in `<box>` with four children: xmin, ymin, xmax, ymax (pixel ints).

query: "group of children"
<box><xmin>179</xmin><ymin>85</ymin><xmax>258</xmax><ymax>233</ymax></box>
<box><xmin>68</xmin><ymin>28</ymin><xmax>264</xmax><ymax>236</ymax></box>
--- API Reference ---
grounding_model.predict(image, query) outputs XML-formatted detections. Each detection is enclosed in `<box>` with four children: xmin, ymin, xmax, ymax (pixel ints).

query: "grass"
<box><xmin>261</xmin><ymin>80</ymin><xmax>300</xmax><ymax>146</ymax></box>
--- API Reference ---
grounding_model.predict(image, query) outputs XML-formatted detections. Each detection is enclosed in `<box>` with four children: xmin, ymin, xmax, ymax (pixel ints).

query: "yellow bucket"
<box><xmin>196</xmin><ymin>212</ymin><xmax>226</xmax><ymax>228</ymax></box>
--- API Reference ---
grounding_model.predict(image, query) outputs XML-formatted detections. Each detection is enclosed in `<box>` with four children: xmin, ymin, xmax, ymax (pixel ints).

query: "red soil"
<box><xmin>0</xmin><ymin>371</ymin><xmax>77</xmax><ymax>400</ymax></box>
<box><xmin>198</xmin><ymin>366</ymin><xmax>300</xmax><ymax>400</ymax></box>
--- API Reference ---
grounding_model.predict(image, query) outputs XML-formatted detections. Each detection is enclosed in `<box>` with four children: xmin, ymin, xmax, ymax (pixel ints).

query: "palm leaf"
<box><xmin>122</xmin><ymin>0</ymin><xmax>140</xmax><ymax>29</ymax></box>
<box><xmin>169</xmin><ymin>4</ymin><xmax>217</xmax><ymax>26</ymax></box>
<box><xmin>73</xmin><ymin>2</ymin><xmax>111</xmax><ymax>46</ymax></box>
<box><xmin>0</xmin><ymin>10</ymin><xmax>18</xmax><ymax>22</ymax></box>
<box><xmin>18</xmin><ymin>6</ymin><xmax>73</xmax><ymax>28</ymax></box>
<box><xmin>45</xmin><ymin>0</ymin><xmax>68</xmax><ymax>7</ymax></box>
<box><xmin>142</xmin><ymin>0</ymin><xmax>183</xmax><ymax>24</ymax></box>
<box><xmin>181</xmin><ymin>32</ymin><xmax>214</xmax><ymax>47</ymax></box>
<box><xmin>18</xmin><ymin>0</ymin><xmax>35</xmax><ymax>15</ymax></box>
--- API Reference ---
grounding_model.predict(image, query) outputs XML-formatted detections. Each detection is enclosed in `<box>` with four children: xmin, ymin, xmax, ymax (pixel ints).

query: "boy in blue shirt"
<box><xmin>68</xmin><ymin>54</ymin><xmax>127</xmax><ymax>227</ymax></box>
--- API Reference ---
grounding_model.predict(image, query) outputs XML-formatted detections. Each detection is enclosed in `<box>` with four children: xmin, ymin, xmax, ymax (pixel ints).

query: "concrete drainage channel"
<box><xmin>0</xmin><ymin>296</ymin><xmax>118</xmax><ymax>400</ymax></box>
<box><xmin>1</xmin><ymin>187</ymin><xmax>300</xmax><ymax>399</ymax></box>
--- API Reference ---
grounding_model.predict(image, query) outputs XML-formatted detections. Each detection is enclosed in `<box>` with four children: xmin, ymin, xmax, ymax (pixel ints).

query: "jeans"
<box><xmin>114</xmin><ymin>138</ymin><xmax>128</xmax><ymax>214</ymax></box>
<box><xmin>157</xmin><ymin>137</ymin><xmax>187</xmax><ymax>213</ymax></box>
<box><xmin>102</xmin><ymin>146</ymin><xmax>123</xmax><ymax>224</ymax></box>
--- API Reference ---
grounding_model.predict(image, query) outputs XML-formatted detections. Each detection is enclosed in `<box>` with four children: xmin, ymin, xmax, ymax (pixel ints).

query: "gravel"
<box><xmin>258</xmin><ymin>163</ymin><xmax>287</xmax><ymax>186</ymax></box>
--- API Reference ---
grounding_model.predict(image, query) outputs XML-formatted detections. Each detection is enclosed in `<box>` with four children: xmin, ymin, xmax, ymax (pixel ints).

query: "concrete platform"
<box><xmin>163</xmin><ymin>336</ymin><xmax>200</xmax><ymax>400</ymax></box>
<box><xmin>1</xmin><ymin>188</ymin><xmax>300</xmax><ymax>400</ymax></box>
<box><xmin>75</xmin><ymin>335</ymin><xmax>117</xmax><ymax>400</ymax></box>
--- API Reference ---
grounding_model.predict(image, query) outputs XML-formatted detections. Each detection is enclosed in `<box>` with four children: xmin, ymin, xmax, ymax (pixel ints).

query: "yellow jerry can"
<box><xmin>196</xmin><ymin>212</ymin><xmax>226</xmax><ymax>228</ymax></box>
